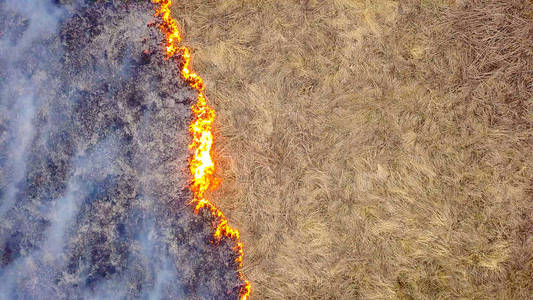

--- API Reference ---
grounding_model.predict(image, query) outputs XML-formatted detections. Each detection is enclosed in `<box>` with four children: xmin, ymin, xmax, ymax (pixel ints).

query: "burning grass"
<box><xmin>152</xmin><ymin>1</ymin><xmax>250</xmax><ymax>298</ymax></box>
<box><xmin>171</xmin><ymin>0</ymin><xmax>532</xmax><ymax>298</ymax></box>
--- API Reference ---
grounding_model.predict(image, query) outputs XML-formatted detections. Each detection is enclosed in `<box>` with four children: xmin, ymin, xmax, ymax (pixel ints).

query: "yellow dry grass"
<box><xmin>171</xmin><ymin>0</ymin><xmax>533</xmax><ymax>298</ymax></box>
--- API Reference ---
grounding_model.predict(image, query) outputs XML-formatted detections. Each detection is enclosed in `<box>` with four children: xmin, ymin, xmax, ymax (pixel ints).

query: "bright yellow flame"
<box><xmin>152</xmin><ymin>1</ymin><xmax>250</xmax><ymax>299</ymax></box>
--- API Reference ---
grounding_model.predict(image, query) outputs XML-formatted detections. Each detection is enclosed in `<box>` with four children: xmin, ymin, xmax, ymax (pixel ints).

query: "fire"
<box><xmin>152</xmin><ymin>1</ymin><xmax>251</xmax><ymax>299</ymax></box>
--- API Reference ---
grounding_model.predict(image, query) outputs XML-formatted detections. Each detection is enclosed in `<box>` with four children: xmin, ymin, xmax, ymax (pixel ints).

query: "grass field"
<box><xmin>171</xmin><ymin>0</ymin><xmax>533</xmax><ymax>298</ymax></box>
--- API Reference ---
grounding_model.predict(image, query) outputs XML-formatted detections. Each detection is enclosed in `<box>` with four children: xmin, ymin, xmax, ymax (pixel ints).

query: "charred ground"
<box><xmin>0</xmin><ymin>1</ymin><xmax>243</xmax><ymax>299</ymax></box>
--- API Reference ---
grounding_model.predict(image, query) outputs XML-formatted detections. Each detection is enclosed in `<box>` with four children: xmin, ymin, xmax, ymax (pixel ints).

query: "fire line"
<box><xmin>151</xmin><ymin>1</ymin><xmax>251</xmax><ymax>299</ymax></box>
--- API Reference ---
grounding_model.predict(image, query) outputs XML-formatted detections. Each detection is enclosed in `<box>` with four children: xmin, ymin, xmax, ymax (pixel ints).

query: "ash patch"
<box><xmin>0</xmin><ymin>1</ymin><xmax>243</xmax><ymax>299</ymax></box>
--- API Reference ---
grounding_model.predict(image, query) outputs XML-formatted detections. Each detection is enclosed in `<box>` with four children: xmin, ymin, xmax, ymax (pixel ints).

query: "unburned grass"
<box><xmin>171</xmin><ymin>0</ymin><xmax>533</xmax><ymax>298</ymax></box>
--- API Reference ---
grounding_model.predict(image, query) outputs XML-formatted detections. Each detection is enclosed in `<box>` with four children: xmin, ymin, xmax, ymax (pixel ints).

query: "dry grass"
<box><xmin>171</xmin><ymin>0</ymin><xmax>533</xmax><ymax>298</ymax></box>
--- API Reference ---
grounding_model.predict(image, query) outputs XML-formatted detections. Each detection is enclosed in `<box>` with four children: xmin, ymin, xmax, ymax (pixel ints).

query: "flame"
<box><xmin>152</xmin><ymin>1</ymin><xmax>250</xmax><ymax>299</ymax></box>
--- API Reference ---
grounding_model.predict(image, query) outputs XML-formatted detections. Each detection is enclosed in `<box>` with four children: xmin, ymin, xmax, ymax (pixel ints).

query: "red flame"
<box><xmin>152</xmin><ymin>1</ymin><xmax>250</xmax><ymax>299</ymax></box>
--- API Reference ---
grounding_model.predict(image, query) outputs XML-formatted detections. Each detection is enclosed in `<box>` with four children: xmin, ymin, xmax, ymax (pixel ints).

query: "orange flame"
<box><xmin>152</xmin><ymin>1</ymin><xmax>250</xmax><ymax>299</ymax></box>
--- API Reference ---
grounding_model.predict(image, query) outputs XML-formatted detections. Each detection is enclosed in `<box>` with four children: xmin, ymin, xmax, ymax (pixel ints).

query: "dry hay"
<box><xmin>170</xmin><ymin>0</ymin><xmax>533</xmax><ymax>298</ymax></box>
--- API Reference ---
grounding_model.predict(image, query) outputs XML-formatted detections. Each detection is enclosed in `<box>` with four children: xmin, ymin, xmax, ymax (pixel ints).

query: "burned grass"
<box><xmin>0</xmin><ymin>1</ymin><xmax>244</xmax><ymax>298</ymax></box>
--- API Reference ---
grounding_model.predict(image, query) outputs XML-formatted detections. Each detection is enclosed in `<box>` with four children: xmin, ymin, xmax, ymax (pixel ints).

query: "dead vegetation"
<box><xmin>171</xmin><ymin>0</ymin><xmax>533</xmax><ymax>298</ymax></box>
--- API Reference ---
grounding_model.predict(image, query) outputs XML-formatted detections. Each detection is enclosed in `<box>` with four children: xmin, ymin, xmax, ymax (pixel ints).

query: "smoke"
<box><xmin>0</xmin><ymin>1</ymin><xmax>244</xmax><ymax>299</ymax></box>
<box><xmin>0</xmin><ymin>135</ymin><xmax>118</xmax><ymax>298</ymax></box>
<box><xmin>2</xmin><ymin>0</ymin><xmax>64</xmax><ymax>51</ymax></box>
<box><xmin>0</xmin><ymin>91</ymin><xmax>35</xmax><ymax>216</ymax></box>
<box><xmin>0</xmin><ymin>0</ymin><xmax>66</xmax><ymax>217</ymax></box>
<box><xmin>137</xmin><ymin>216</ymin><xmax>184</xmax><ymax>300</ymax></box>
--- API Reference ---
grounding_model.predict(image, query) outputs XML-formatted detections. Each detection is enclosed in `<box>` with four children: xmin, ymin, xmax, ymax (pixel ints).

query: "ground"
<box><xmin>170</xmin><ymin>0</ymin><xmax>533</xmax><ymax>298</ymax></box>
